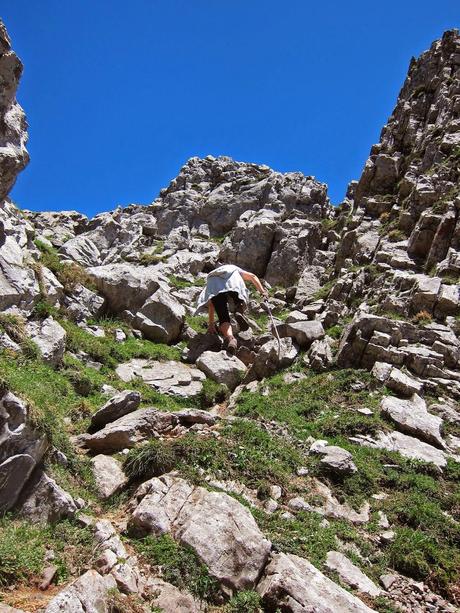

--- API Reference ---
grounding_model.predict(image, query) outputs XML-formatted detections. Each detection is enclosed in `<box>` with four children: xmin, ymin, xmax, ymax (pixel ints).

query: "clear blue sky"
<box><xmin>3</xmin><ymin>1</ymin><xmax>459</xmax><ymax>217</ymax></box>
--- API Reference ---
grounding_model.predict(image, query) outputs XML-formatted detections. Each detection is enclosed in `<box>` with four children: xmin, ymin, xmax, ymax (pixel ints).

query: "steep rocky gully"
<box><xmin>0</xmin><ymin>20</ymin><xmax>460</xmax><ymax>613</ymax></box>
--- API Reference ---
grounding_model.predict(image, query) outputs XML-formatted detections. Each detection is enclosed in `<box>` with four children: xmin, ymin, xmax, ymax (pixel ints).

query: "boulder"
<box><xmin>352</xmin><ymin>431</ymin><xmax>446</xmax><ymax>469</ymax></box>
<box><xmin>0</xmin><ymin>390</ymin><xmax>48</xmax><ymax>512</ymax></box>
<box><xmin>59</xmin><ymin>235</ymin><xmax>101</xmax><ymax>267</ymax></box>
<box><xmin>307</xmin><ymin>337</ymin><xmax>334</xmax><ymax>372</ymax></box>
<box><xmin>84</xmin><ymin>408</ymin><xmax>177</xmax><ymax>453</ymax></box>
<box><xmin>44</xmin><ymin>570</ymin><xmax>117</xmax><ymax>613</ymax></box>
<box><xmin>130</xmin><ymin>474</ymin><xmax>271</xmax><ymax>592</ymax></box>
<box><xmin>19</xmin><ymin>471</ymin><xmax>77</xmax><ymax>524</ymax></box>
<box><xmin>317</xmin><ymin>445</ymin><xmax>357</xmax><ymax>476</ymax></box>
<box><xmin>89</xmin><ymin>390</ymin><xmax>141</xmax><ymax>432</ymax></box>
<box><xmin>257</xmin><ymin>552</ymin><xmax>375</xmax><ymax>612</ymax></box>
<box><xmin>91</xmin><ymin>455</ymin><xmax>128</xmax><ymax>499</ymax></box>
<box><xmin>63</xmin><ymin>283</ymin><xmax>105</xmax><ymax>322</ymax></box>
<box><xmin>87</xmin><ymin>263</ymin><xmax>165</xmax><ymax>313</ymax></box>
<box><xmin>147</xmin><ymin>578</ymin><xmax>204</xmax><ymax>613</ymax></box>
<box><xmin>134</xmin><ymin>288</ymin><xmax>185</xmax><ymax>343</ymax></box>
<box><xmin>380</xmin><ymin>395</ymin><xmax>445</xmax><ymax>448</ymax></box>
<box><xmin>282</xmin><ymin>320</ymin><xmax>325</xmax><ymax>348</ymax></box>
<box><xmin>251</xmin><ymin>337</ymin><xmax>299</xmax><ymax>379</ymax></box>
<box><xmin>325</xmin><ymin>551</ymin><xmax>382</xmax><ymax>597</ymax></box>
<box><xmin>385</xmin><ymin>367</ymin><xmax>422</xmax><ymax>396</ymax></box>
<box><xmin>25</xmin><ymin>317</ymin><xmax>66</xmax><ymax>364</ymax></box>
<box><xmin>116</xmin><ymin>359</ymin><xmax>205</xmax><ymax>398</ymax></box>
<box><xmin>196</xmin><ymin>350</ymin><xmax>246</xmax><ymax>390</ymax></box>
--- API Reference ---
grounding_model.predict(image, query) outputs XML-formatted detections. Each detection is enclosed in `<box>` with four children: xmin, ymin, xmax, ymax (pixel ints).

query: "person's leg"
<box><xmin>228</xmin><ymin>291</ymin><xmax>250</xmax><ymax>331</ymax></box>
<box><xmin>211</xmin><ymin>293</ymin><xmax>237</xmax><ymax>352</ymax></box>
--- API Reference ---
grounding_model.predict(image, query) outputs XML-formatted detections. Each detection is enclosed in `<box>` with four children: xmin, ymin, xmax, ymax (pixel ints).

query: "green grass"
<box><xmin>168</xmin><ymin>274</ymin><xmax>206</xmax><ymax>289</ymax></box>
<box><xmin>185</xmin><ymin>314</ymin><xmax>208</xmax><ymax>333</ymax></box>
<box><xmin>0</xmin><ymin>518</ymin><xmax>94</xmax><ymax>588</ymax></box>
<box><xmin>124</xmin><ymin>418</ymin><xmax>304</xmax><ymax>490</ymax></box>
<box><xmin>34</xmin><ymin>240</ymin><xmax>96</xmax><ymax>293</ymax></box>
<box><xmin>130</xmin><ymin>534</ymin><xmax>220</xmax><ymax>601</ymax></box>
<box><xmin>225</xmin><ymin>591</ymin><xmax>262</xmax><ymax>612</ymax></box>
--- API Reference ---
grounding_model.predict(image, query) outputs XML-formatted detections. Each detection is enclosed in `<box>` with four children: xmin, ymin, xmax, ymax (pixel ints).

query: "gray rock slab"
<box><xmin>380</xmin><ymin>394</ymin><xmax>445</xmax><ymax>448</ymax></box>
<box><xmin>25</xmin><ymin>316</ymin><xmax>66</xmax><ymax>364</ymax></box>
<box><xmin>89</xmin><ymin>390</ymin><xmax>141</xmax><ymax>431</ymax></box>
<box><xmin>257</xmin><ymin>552</ymin><xmax>376</xmax><ymax>612</ymax></box>
<box><xmin>326</xmin><ymin>551</ymin><xmax>382</xmax><ymax>597</ymax></box>
<box><xmin>196</xmin><ymin>350</ymin><xmax>246</xmax><ymax>390</ymax></box>
<box><xmin>85</xmin><ymin>408</ymin><xmax>177</xmax><ymax>453</ymax></box>
<box><xmin>44</xmin><ymin>569</ymin><xmax>117</xmax><ymax>613</ymax></box>
<box><xmin>130</xmin><ymin>474</ymin><xmax>271</xmax><ymax>591</ymax></box>
<box><xmin>19</xmin><ymin>471</ymin><xmax>77</xmax><ymax>524</ymax></box>
<box><xmin>116</xmin><ymin>359</ymin><xmax>205</xmax><ymax>398</ymax></box>
<box><xmin>91</xmin><ymin>454</ymin><xmax>128</xmax><ymax>499</ymax></box>
<box><xmin>282</xmin><ymin>320</ymin><xmax>325</xmax><ymax>348</ymax></box>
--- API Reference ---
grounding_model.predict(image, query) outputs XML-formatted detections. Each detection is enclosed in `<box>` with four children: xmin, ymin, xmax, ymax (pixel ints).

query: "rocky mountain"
<box><xmin>0</xmin><ymin>20</ymin><xmax>459</xmax><ymax>613</ymax></box>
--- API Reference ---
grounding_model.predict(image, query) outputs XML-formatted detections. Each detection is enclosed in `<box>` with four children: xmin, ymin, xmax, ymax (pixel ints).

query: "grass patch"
<box><xmin>34</xmin><ymin>240</ymin><xmax>96</xmax><ymax>293</ymax></box>
<box><xmin>225</xmin><ymin>591</ymin><xmax>262</xmax><ymax>612</ymax></box>
<box><xmin>185</xmin><ymin>314</ymin><xmax>208</xmax><ymax>333</ymax></box>
<box><xmin>168</xmin><ymin>275</ymin><xmax>205</xmax><ymax>289</ymax></box>
<box><xmin>0</xmin><ymin>518</ymin><xmax>95</xmax><ymax>589</ymax></box>
<box><xmin>130</xmin><ymin>534</ymin><xmax>220</xmax><ymax>601</ymax></box>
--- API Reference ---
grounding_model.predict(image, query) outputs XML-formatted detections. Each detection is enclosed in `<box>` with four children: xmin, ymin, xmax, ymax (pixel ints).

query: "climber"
<box><xmin>195</xmin><ymin>264</ymin><xmax>268</xmax><ymax>354</ymax></box>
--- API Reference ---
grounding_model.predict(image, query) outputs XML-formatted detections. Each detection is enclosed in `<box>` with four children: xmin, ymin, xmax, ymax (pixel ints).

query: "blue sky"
<box><xmin>3</xmin><ymin>1</ymin><xmax>459</xmax><ymax>217</ymax></box>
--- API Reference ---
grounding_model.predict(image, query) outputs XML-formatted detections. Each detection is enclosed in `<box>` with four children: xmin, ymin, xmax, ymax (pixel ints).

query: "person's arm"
<box><xmin>240</xmin><ymin>271</ymin><xmax>268</xmax><ymax>298</ymax></box>
<box><xmin>208</xmin><ymin>301</ymin><xmax>217</xmax><ymax>333</ymax></box>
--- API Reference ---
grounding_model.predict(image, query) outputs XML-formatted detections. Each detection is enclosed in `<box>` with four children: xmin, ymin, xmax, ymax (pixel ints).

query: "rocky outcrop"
<box><xmin>0</xmin><ymin>22</ymin><xmax>29</xmax><ymax>203</ymax></box>
<box><xmin>129</xmin><ymin>474</ymin><xmax>271</xmax><ymax>593</ymax></box>
<box><xmin>257</xmin><ymin>552</ymin><xmax>375</xmax><ymax>612</ymax></box>
<box><xmin>0</xmin><ymin>389</ymin><xmax>48</xmax><ymax>512</ymax></box>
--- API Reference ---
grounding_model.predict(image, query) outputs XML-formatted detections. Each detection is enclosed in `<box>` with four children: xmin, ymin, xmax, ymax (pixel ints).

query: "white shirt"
<box><xmin>195</xmin><ymin>264</ymin><xmax>249</xmax><ymax>314</ymax></box>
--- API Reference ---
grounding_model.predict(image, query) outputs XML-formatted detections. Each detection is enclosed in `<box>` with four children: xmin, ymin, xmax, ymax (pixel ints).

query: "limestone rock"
<box><xmin>63</xmin><ymin>283</ymin><xmax>105</xmax><ymax>322</ymax></box>
<box><xmin>116</xmin><ymin>359</ymin><xmax>205</xmax><ymax>398</ymax></box>
<box><xmin>380</xmin><ymin>394</ymin><xmax>445</xmax><ymax>448</ymax></box>
<box><xmin>19</xmin><ymin>471</ymin><xmax>77</xmax><ymax>524</ymax></box>
<box><xmin>91</xmin><ymin>454</ymin><xmax>128</xmax><ymax>499</ymax></box>
<box><xmin>196</xmin><ymin>350</ymin><xmax>246</xmax><ymax>390</ymax></box>
<box><xmin>87</xmin><ymin>263</ymin><xmax>165</xmax><ymax>313</ymax></box>
<box><xmin>317</xmin><ymin>445</ymin><xmax>358</xmax><ymax>476</ymax></box>
<box><xmin>307</xmin><ymin>337</ymin><xmax>334</xmax><ymax>371</ymax></box>
<box><xmin>44</xmin><ymin>569</ymin><xmax>117</xmax><ymax>613</ymax></box>
<box><xmin>147</xmin><ymin>577</ymin><xmax>204</xmax><ymax>612</ymax></box>
<box><xmin>89</xmin><ymin>390</ymin><xmax>141</xmax><ymax>432</ymax></box>
<box><xmin>385</xmin><ymin>367</ymin><xmax>422</xmax><ymax>396</ymax></box>
<box><xmin>134</xmin><ymin>287</ymin><xmax>185</xmax><ymax>343</ymax></box>
<box><xmin>325</xmin><ymin>551</ymin><xmax>382</xmax><ymax>597</ymax></box>
<box><xmin>257</xmin><ymin>552</ymin><xmax>375</xmax><ymax>612</ymax></box>
<box><xmin>250</xmin><ymin>337</ymin><xmax>299</xmax><ymax>379</ymax></box>
<box><xmin>25</xmin><ymin>317</ymin><xmax>66</xmax><ymax>364</ymax></box>
<box><xmin>85</xmin><ymin>408</ymin><xmax>177</xmax><ymax>453</ymax></box>
<box><xmin>282</xmin><ymin>319</ymin><xmax>325</xmax><ymax>348</ymax></box>
<box><xmin>0</xmin><ymin>390</ymin><xmax>48</xmax><ymax>512</ymax></box>
<box><xmin>352</xmin><ymin>430</ymin><xmax>447</xmax><ymax>469</ymax></box>
<box><xmin>130</xmin><ymin>474</ymin><xmax>271</xmax><ymax>592</ymax></box>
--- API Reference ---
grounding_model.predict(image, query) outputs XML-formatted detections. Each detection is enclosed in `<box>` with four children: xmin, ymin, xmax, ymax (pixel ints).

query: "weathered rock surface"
<box><xmin>18</xmin><ymin>470</ymin><xmax>77</xmax><ymax>523</ymax></box>
<box><xmin>257</xmin><ymin>552</ymin><xmax>376</xmax><ymax>612</ymax></box>
<box><xmin>325</xmin><ymin>551</ymin><xmax>382</xmax><ymax>597</ymax></box>
<box><xmin>134</xmin><ymin>287</ymin><xmax>185</xmax><ymax>343</ymax></box>
<box><xmin>91</xmin><ymin>454</ymin><xmax>128</xmax><ymax>499</ymax></box>
<box><xmin>316</xmin><ymin>445</ymin><xmax>358</xmax><ymax>476</ymax></box>
<box><xmin>196</xmin><ymin>350</ymin><xmax>246</xmax><ymax>390</ymax></box>
<box><xmin>44</xmin><ymin>570</ymin><xmax>117</xmax><ymax>613</ymax></box>
<box><xmin>380</xmin><ymin>394</ymin><xmax>446</xmax><ymax>448</ymax></box>
<box><xmin>89</xmin><ymin>390</ymin><xmax>141</xmax><ymax>431</ymax></box>
<box><xmin>84</xmin><ymin>408</ymin><xmax>178</xmax><ymax>452</ymax></box>
<box><xmin>130</xmin><ymin>474</ymin><xmax>271</xmax><ymax>591</ymax></box>
<box><xmin>25</xmin><ymin>316</ymin><xmax>66</xmax><ymax>364</ymax></box>
<box><xmin>116</xmin><ymin>359</ymin><xmax>205</xmax><ymax>398</ymax></box>
<box><xmin>0</xmin><ymin>390</ymin><xmax>48</xmax><ymax>512</ymax></box>
<box><xmin>147</xmin><ymin>577</ymin><xmax>204</xmax><ymax>612</ymax></box>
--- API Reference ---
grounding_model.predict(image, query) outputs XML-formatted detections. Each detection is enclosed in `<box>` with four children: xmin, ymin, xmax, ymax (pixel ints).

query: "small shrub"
<box><xmin>326</xmin><ymin>324</ymin><xmax>343</xmax><ymax>339</ymax></box>
<box><xmin>124</xmin><ymin>439</ymin><xmax>177</xmax><ymax>482</ymax></box>
<box><xmin>387</xmin><ymin>229</ymin><xmax>405</xmax><ymax>242</ymax></box>
<box><xmin>413</xmin><ymin>310</ymin><xmax>432</xmax><ymax>326</ymax></box>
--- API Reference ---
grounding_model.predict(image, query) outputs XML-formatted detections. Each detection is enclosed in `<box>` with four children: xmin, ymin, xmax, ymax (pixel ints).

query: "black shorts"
<box><xmin>211</xmin><ymin>291</ymin><xmax>244</xmax><ymax>324</ymax></box>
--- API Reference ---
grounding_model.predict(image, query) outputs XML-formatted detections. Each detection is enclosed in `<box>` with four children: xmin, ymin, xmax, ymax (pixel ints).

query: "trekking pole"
<box><xmin>264</xmin><ymin>297</ymin><xmax>282</xmax><ymax>358</ymax></box>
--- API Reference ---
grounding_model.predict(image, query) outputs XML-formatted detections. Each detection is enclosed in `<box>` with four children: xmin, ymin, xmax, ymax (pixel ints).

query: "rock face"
<box><xmin>325</xmin><ymin>551</ymin><xmax>382</xmax><ymax>597</ymax></box>
<box><xmin>0</xmin><ymin>21</ymin><xmax>29</xmax><ymax>203</ymax></box>
<box><xmin>90</xmin><ymin>454</ymin><xmax>128</xmax><ymax>499</ymax></box>
<box><xmin>44</xmin><ymin>570</ymin><xmax>117</xmax><ymax>613</ymax></box>
<box><xmin>25</xmin><ymin>317</ymin><xmax>66</xmax><ymax>364</ymax></box>
<box><xmin>130</xmin><ymin>474</ymin><xmax>271</xmax><ymax>592</ymax></box>
<box><xmin>196</xmin><ymin>350</ymin><xmax>246</xmax><ymax>390</ymax></box>
<box><xmin>257</xmin><ymin>552</ymin><xmax>375</xmax><ymax>612</ymax></box>
<box><xmin>18</xmin><ymin>470</ymin><xmax>77</xmax><ymax>523</ymax></box>
<box><xmin>0</xmin><ymin>389</ymin><xmax>48</xmax><ymax>512</ymax></box>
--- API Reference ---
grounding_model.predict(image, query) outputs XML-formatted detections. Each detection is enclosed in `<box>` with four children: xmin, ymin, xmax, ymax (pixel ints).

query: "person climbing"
<box><xmin>195</xmin><ymin>263</ymin><xmax>268</xmax><ymax>354</ymax></box>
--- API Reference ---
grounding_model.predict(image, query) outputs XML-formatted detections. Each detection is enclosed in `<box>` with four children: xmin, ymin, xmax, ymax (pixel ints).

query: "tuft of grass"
<box><xmin>34</xmin><ymin>240</ymin><xmax>96</xmax><ymax>293</ymax></box>
<box><xmin>198</xmin><ymin>378</ymin><xmax>228</xmax><ymax>408</ymax></box>
<box><xmin>130</xmin><ymin>534</ymin><xmax>220</xmax><ymax>601</ymax></box>
<box><xmin>185</xmin><ymin>314</ymin><xmax>208</xmax><ymax>333</ymax></box>
<box><xmin>412</xmin><ymin>310</ymin><xmax>433</xmax><ymax>326</ymax></box>
<box><xmin>225</xmin><ymin>591</ymin><xmax>262</xmax><ymax>612</ymax></box>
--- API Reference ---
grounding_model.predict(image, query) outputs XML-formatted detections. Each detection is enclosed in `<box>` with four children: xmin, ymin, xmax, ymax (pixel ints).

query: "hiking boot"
<box><xmin>225</xmin><ymin>337</ymin><xmax>238</xmax><ymax>354</ymax></box>
<box><xmin>234</xmin><ymin>311</ymin><xmax>250</xmax><ymax>332</ymax></box>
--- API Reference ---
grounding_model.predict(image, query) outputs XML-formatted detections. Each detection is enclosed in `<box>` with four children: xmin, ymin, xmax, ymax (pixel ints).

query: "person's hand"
<box><xmin>208</xmin><ymin>322</ymin><xmax>217</xmax><ymax>334</ymax></box>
